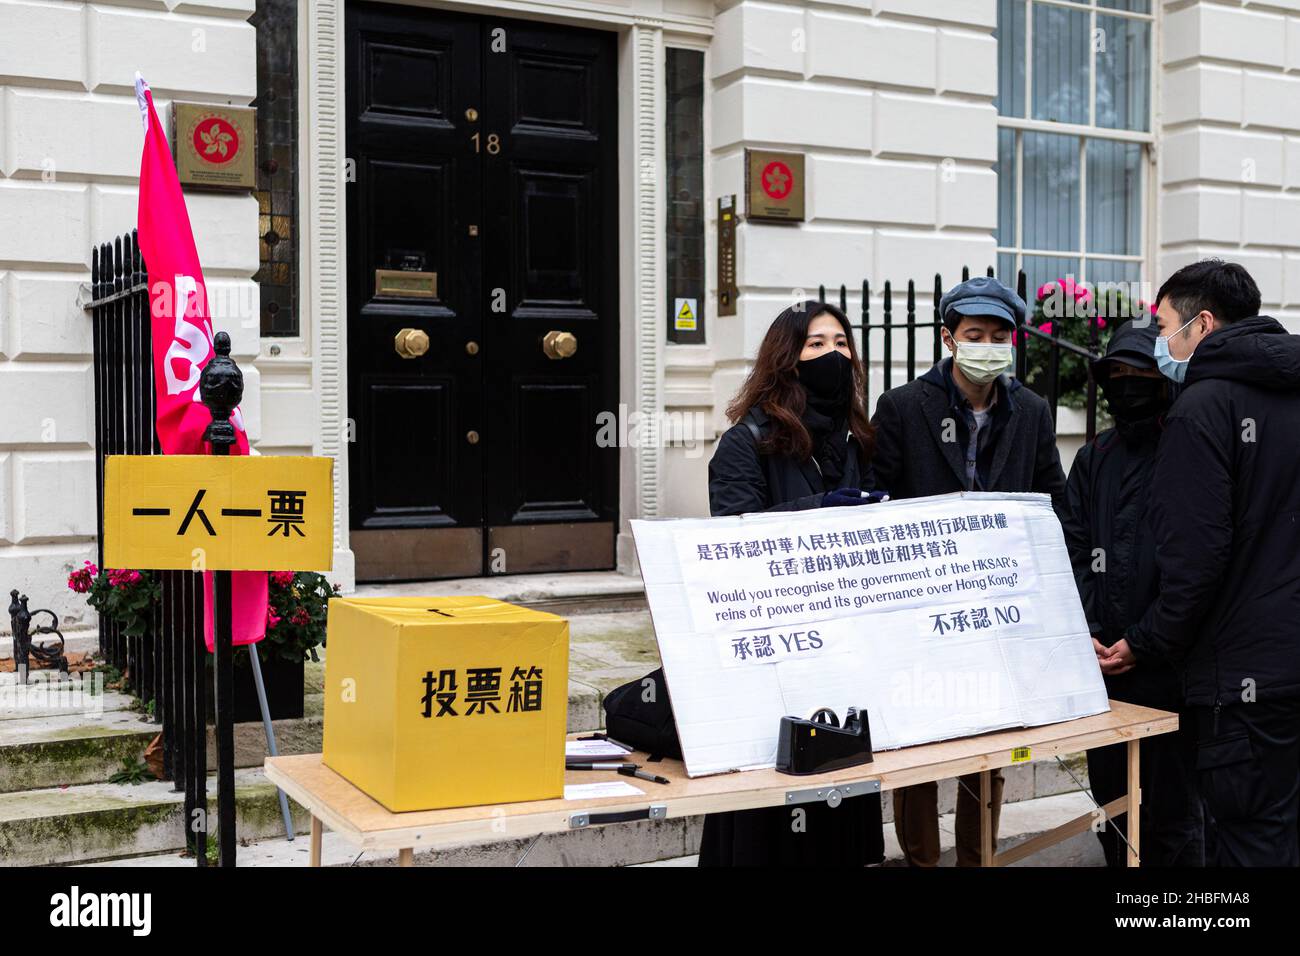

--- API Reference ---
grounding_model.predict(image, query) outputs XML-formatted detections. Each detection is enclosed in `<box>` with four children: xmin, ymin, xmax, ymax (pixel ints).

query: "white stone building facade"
<box><xmin>1</xmin><ymin>0</ymin><xmax>1297</xmax><ymax>629</ymax></box>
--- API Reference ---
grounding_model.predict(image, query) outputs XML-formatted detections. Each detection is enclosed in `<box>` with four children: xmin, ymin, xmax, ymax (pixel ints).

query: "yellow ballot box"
<box><xmin>322</xmin><ymin>596</ymin><xmax>569</xmax><ymax>812</ymax></box>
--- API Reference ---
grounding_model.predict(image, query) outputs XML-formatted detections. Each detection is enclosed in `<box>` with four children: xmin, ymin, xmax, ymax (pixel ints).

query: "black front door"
<box><xmin>346</xmin><ymin>2</ymin><xmax>619</xmax><ymax>581</ymax></box>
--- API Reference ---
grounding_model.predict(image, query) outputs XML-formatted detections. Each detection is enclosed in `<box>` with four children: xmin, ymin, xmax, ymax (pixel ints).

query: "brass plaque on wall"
<box><xmin>375</xmin><ymin>269</ymin><xmax>438</xmax><ymax>299</ymax></box>
<box><xmin>173</xmin><ymin>102</ymin><xmax>256</xmax><ymax>190</ymax></box>
<box><xmin>745</xmin><ymin>149</ymin><xmax>805</xmax><ymax>222</ymax></box>
<box><xmin>718</xmin><ymin>194</ymin><xmax>738</xmax><ymax>315</ymax></box>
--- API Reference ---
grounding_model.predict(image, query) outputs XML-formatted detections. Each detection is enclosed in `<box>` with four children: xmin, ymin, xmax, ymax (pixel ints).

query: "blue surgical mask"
<box><xmin>1154</xmin><ymin>315</ymin><xmax>1198</xmax><ymax>384</ymax></box>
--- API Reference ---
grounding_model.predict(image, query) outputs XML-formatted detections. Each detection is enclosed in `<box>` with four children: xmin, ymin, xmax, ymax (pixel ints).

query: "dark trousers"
<box><xmin>698</xmin><ymin>794</ymin><xmax>884</xmax><ymax>866</ymax></box>
<box><xmin>1192</xmin><ymin>698</ymin><xmax>1300</xmax><ymax>867</ymax></box>
<box><xmin>1086</xmin><ymin>711</ymin><xmax>1204</xmax><ymax>867</ymax></box>
<box><xmin>893</xmin><ymin>771</ymin><xmax>1005</xmax><ymax>867</ymax></box>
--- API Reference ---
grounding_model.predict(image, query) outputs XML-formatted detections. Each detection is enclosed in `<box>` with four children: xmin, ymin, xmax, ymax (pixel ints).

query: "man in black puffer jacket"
<box><xmin>1101</xmin><ymin>259</ymin><xmax>1300</xmax><ymax>866</ymax></box>
<box><xmin>1061</xmin><ymin>318</ymin><xmax>1204</xmax><ymax>867</ymax></box>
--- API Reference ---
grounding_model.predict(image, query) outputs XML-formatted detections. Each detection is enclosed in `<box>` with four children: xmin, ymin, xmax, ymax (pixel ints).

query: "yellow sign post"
<box><xmin>103</xmin><ymin>455</ymin><xmax>334</xmax><ymax>571</ymax></box>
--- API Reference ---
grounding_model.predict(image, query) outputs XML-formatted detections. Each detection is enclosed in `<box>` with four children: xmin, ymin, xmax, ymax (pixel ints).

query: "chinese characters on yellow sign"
<box><xmin>103</xmin><ymin>455</ymin><xmax>333</xmax><ymax>571</ymax></box>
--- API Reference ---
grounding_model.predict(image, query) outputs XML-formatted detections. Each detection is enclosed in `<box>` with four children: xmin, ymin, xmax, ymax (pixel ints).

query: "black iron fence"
<box><xmin>819</xmin><ymin>267</ymin><xmax>1105</xmax><ymax>442</ymax></box>
<box><xmin>87</xmin><ymin>230</ymin><xmax>208</xmax><ymax>864</ymax></box>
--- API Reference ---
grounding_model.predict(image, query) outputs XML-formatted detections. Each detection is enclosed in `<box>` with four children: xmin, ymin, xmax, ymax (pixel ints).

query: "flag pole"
<box><xmin>200</xmin><ymin>331</ymin><xmax>241</xmax><ymax>867</ymax></box>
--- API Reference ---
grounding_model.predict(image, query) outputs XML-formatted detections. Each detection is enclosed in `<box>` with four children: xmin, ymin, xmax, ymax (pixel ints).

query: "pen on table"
<box><xmin>569</xmin><ymin>762</ymin><xmax>638</xmax><ymax>772</ymax></box>
<box><xmin>619</xmin><ymin>766</ymin><xmax>670</xmax><ymax>785</ymax></box>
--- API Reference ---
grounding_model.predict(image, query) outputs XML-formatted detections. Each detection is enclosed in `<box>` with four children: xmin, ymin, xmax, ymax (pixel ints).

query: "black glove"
<box><xmin>822</xmin><ymin>488</ymin><xmax>875</xmax><ymax>508</ymax></box>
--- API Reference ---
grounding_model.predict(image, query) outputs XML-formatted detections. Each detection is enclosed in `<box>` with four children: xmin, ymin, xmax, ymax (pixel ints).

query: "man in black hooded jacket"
<box><xmin>1102</xmin><ymin>259</ymin><xmax>1300</xmax><ymax>866</ymax></box>
<box><xmin>1061</xmin><ymin>318</ymin><xmax>1204</xmax><ymax>867</ymax></box>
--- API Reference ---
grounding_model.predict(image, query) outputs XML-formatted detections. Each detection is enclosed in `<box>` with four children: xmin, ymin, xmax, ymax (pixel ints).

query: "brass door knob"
<box><xmin>466</xmin><ymin>430</ymin><xmax>480</xmax><ymax>445</ymax></box>
<box><xmin>542</xmin><ymin>330</ymin><xmax>577</xmax><ymax>360</ymax></box>
<box><xmin>394</xmin><ymin>327</ymin><xmax>429</xmax><ymax>359</ymax></box>
<box><xmin>465</xmin><ymin>340</ymin><xmax>480</xmax><ymax>356</ymax></box>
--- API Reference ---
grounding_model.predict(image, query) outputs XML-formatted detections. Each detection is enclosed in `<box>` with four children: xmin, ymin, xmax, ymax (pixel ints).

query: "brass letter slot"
<box><xmin>375</xmin><ymin>269</ymin><xmax>438</xmax><ymax>299</ymax></box>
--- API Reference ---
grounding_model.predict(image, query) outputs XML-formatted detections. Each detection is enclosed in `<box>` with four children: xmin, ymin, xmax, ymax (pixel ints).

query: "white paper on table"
<box><xmin>566</xmin><ymin>739</ymin><xmax>634</xmax><ymax>758</ymax></box>
<box><xmin>563</xmin><ymin>781</ymin><xmax>645</xmax><ymax>800</ymax></box>
<box><xmin>631</xmin><ymin>491</ymin><xmax>1109</xmax><ymax>777</ymax></box>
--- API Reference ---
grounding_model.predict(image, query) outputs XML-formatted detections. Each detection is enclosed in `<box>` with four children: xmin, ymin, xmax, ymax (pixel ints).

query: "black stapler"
<box><xmin>775</xmin><ymin>707</ymin><xmax>873</xmax><ymax>775</ymax></box>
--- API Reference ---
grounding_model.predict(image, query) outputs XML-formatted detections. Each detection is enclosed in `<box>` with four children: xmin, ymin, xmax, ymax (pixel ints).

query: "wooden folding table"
<box><xmin>264</xmin><ymin>699</ymin><xmax>1175</xmax><ymax>867</ymax></box>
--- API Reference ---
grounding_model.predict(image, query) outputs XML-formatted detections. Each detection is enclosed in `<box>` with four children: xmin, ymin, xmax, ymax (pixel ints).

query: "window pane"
<box><xmin>1032</xmin><ymin>3</ymin><xmax>1089</xmax><ymax>125</ymax></box>
<box><xmin>997</xmin><ymin>253</ymin><xmax>1019</xmax><ymax>288</ymax></box>
<box><xmin>1099</xmin><ymin>0</ymin><xmax>1151</xmax><ymax>13</ymax></box>
<box><xmin>1087</xmin><ymin>260</ymin><xmax>1147</xmax><ymax>324</ymax></box>
<box><xmin>1096</xmin><ymin>15</ymin><xmax>1150</xmax><ymax>131</ymax></box>
<box><xmin>1023</xmin><ymin>132</ymin><xmax>1080</xmax><ymax>252</ymax></box>
<box><xmin>1087</xmin><ymin>139</ymin><xmax>1142</xmax><ymax>256</ymax></box>
<box><xmin>996</xmin><ymin>0</ymin><xmax>1026</xmax><ymax>118</ymax></box>
<box><xmin>254</xmin><ymin>0</ymin><xmax>300</xmax><ymax>337</ymax></box>
<box><xmin>997</xmin><ymin>128</ymin><xmax>1017</xmax><ymax>246</ymax></box>
<box><xmin>665</xmin><ymin>48</ymin><xmax>704</xmax><ymax>345</ymax></box>
<box><xmin>1023</xmin><ymin>255</ymin><xmax>1083</xmax><ymax>308</ymax></box>
<box><xmin>1086</xmin><ymin>258</ymin><xmax>1140</xmax><ymax>288</ymax></box>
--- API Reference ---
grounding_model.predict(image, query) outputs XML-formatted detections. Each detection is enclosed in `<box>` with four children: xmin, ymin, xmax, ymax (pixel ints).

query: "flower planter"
<box><xmin>206</xmin><ymin>651</ymin><xmax>305</xmax><ymax>724</ymax></box>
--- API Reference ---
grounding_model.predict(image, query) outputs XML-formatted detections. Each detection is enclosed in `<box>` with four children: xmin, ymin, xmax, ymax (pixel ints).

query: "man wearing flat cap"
<box><xmin>870</xmin><ymin>274</ymin><xmax>1068</xmax><ymax>867</ymax></box>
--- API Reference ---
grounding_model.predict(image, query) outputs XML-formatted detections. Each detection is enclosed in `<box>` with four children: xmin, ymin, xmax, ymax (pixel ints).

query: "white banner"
<box><xmin>632</xmin><ymin>492</ymin><xmax>1109</xmax><ymax>777</ymax></box>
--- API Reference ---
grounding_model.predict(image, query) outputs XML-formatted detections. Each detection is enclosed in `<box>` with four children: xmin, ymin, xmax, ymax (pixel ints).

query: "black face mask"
<box><xmin>1101</xmin><ymin>373</ymin><xmax>1169</xmax><ymax>422</ymax></box>
<box><xmin>797</xmin><ymin>350</ymin><xmax>854</xmax><ymax>410</ymax></box>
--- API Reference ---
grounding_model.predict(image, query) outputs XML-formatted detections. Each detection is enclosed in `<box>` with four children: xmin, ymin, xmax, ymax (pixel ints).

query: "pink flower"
<box><xmin>67</xmin><ymin>560</ymin><xmax>98</xmax><ymax>594</ymax></box>
<box><xmin>291</xmin><ymin>608</ymin><xmax>310</xmax><ymax>627</ymax></box>
<box><xmin>1096</xmin><ymin>317</ymin><xmax>1107</xmax><ymax>329</ymax></box>
<box><xmin>271</xmin><ymin>570</ymin><xmax>294</xmax><ymax>588</ymax></box>
<box><xmin>107</xmin><ymin>568</ymin><xmax>142</xmax><ymax>588</ymax></box>
<box><xmin>268</xmin><ymin>610</ymin><xmax>281</xmax><ymax>629</ymax></box>
<box><xmin>1038</xmin><ymin>321</ymin><xmax>1053</xmax><ymax>335</ymax></box>
<box><xmin>1040</xmin><ymin>277</ymin><xmax>1092</xmax><ymax>305</ymax></box>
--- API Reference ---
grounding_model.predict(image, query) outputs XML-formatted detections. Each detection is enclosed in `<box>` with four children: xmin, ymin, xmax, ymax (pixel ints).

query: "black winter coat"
<box><xmin>1130</xmin><ymin>316</ymin><xmax>1300</xmax><ymax>705</ymax></box>
<box><xmin>869</xmin><ymin>359</ymin><xmax>1068</xmax><ymax>512</ymax></box>
<box><xmin>699</xmin><ymin>404</ymin><xmax>884</xmax><ymax>867</ymax></box>
<box><xmin>1061</xmin><ymin>421</ymin><xmax>1182</xmax><ymax>710</ymax></box>
<box><xmin>708</xmin><ymin>406</ymin><xmax>874</xmax><ymax>516</ymax></box>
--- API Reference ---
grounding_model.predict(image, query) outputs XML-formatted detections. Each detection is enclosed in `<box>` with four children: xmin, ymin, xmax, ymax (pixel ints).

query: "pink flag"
<box><xmin>134</xmin><ymin>73</ymin><xmax>268</xmax><ymax>651</ymax></box>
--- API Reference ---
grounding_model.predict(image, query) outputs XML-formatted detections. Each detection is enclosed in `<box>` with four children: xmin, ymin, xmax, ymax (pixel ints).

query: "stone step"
<box><xmin>0</xmin><ymin>629</ymin><xmax>100</xmax><ymax>661</ymax></box>
<box><xmin>0</xmin><ymin>766</ymin><xmax>312</xmax><ymax>866</ymax></box>
<box><xmin>352</xmin><ymin>570</ymin><xmax>647</xmax><ymax>617</ymax></box>
<box><xmin>0</xmin><ymin>709</ymin><xmax>159</xmax><ymax>793</ymax></box>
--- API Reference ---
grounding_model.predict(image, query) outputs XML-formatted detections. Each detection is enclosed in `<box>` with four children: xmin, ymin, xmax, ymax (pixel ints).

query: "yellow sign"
<box><xmin>674</xmin><ymin>297</ymin><xmax>698</xmax><ymax>331</ymax></box>
<box><xmin>103</xmin><ymin>455</ymin><xmax>334</xmax><ymax>572</ymax></box>
<box><xmin>1011</xmin><ymin>746</ymin><xmax>1032</xmax><ymax>764</ymax></box>
<box><xmin>323</xmin><ymin>597</ymin><xmax>569</xmax><ymax>812</ymax></box>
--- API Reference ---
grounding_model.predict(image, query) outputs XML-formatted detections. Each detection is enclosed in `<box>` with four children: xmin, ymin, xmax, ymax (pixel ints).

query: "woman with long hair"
<box><xmin>710</xmin><ymin>301</ymin><xmax>877</xmax><ymax>514</ymax></box>
<box><xmin>699</xmin><ymin>300</ymin><xmax>885</xmax><ymax>866</ymax></box>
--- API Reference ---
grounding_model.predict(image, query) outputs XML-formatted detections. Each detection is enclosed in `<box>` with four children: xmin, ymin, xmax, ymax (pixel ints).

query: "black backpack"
<box><xmin>601</xmin><ymin>667</ymin><xmax>682</xmax><ymax>760</ymax></box>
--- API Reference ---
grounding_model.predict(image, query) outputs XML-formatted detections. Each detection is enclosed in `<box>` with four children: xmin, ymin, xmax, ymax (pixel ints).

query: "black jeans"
<box><xmin>1192</xmin><ymin>698</ymin><xmax>1300</xmax><ymax>867</ymax></box>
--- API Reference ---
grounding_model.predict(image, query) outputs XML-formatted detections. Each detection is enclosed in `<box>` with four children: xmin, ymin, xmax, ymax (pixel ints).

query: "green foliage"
<box><xmin>1021</xmin><ymin>278</ymin><xmax>1152</xmax><ymax>409</ymax></box>
<box><xmin>70</xmin><ymin>564</ymin><xmax>161</xmax><ymax>639</ymax></box>
<box><xmin>261</xmin><ymin>571</ymin><xmax>341</xmax><ymax>666</ymax></box>
<box><xmin>108</xmin><ymin>758</ymin><xmax>151</xmax><ymax>785</ymax></box>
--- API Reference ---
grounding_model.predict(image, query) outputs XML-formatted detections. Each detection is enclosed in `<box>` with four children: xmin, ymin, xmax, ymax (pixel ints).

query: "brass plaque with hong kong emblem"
<box><xmin>173</xmin><ymin>102</ymin><xmax>257</xmax><ymax>190</ymax></box>
<box><xmin>745</xmin><ymin>149</ymin><xmax>805</xmax><ymax>222</ymax></box>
